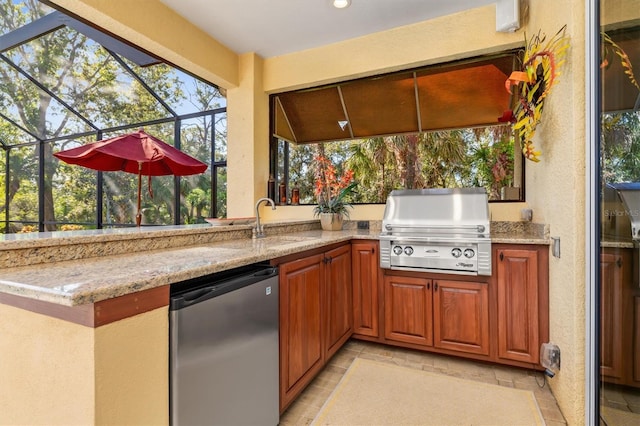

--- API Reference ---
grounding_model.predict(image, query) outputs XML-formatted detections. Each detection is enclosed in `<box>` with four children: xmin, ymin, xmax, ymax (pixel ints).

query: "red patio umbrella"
<box><xmin>54</xmin><ymin>130</ymin><xmax>208</xmax><ymax>226</ymax></box>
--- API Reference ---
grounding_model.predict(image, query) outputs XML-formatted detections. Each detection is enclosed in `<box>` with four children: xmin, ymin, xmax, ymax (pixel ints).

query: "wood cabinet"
<box><xmin>278</xmin><ymin>243</ymin><xmax>353</xmax><ymax>412</ymax></box>
<box><xmin>598</xmin><ymin>247</ymin><xmax>640</xmax><ymax>387</ymax></box>
<box><xmin>375</xmin><ymin>244</ymin><xmax>548</xmax><ymax>369</ymax></box>
<box><xmin>600</xmin><ymin>250</ymin><xmax>625</xmax><ymax>379</ymax></box>
<box><xmin>351</xmin><ymin>241</ymin><xmax>380</xmax><ymax>338</ymax></box>
<box><xmin>278</xmin><ymin>240</ymin><xmax>550</xmax><ymax>411</ymax></box>
<box><xmin>384</xmin><ymin>275</ymin><xmax>433</xmax><ymax>346</ymax></box>
<box><xmin>324</xmin><ymin>245</ymin><xmax>353</xmax><ymax>360</ymax></box>
<box><xmin>383</xmin><ymin>275</ymin><xmax>489</xmax><ymax>356</ymax></box>
<box><xmin>279</xmin><ymin>253</ymin><xmax>324</xmax><ymax>412</ymax></box>
<box><xmin>433</xmin><ymin>279</ymin><xmax>489</xmax><ymax>355</ymax></box>
<box><xmin>496</xmin><ymin>248</ymin><xmax>542</xmax><ymax>364</ymax></box>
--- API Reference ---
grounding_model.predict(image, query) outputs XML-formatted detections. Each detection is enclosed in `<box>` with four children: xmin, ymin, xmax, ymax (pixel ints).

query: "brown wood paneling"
<box><xmin>93</xmin><ymin>286</ymin><xmax>169</xmax><ymax>327</ymax></box>
<box><xmin>0</xmin><ymin>286</ymin><xmax>169</xmax><ymax>328</ymax></box>
<box><xmin>384</xmin><ymin>275</ymin><xmax>432</xmax><ymax>346</ymax></box>
<box><xmin>279</xmin><ymin>253</ymin><xmax>325</xmax><ymax>413</ymax></box>
<box><xmin>324</xmin><ymin>245</ymin><xmax>353</xmax><ymax>360</ymax></box>
<box><xmin>351</xmin><ymin>241</ymin><xmax>380</xmax><ymax>337</ymax></box>
<box><xmin>433</xmin><ymin>280</ymin><xmax>489</xmax><ymax>356</ymax></box>
<box><xmin>600</xmin><ymin>251</ymin><xmax>624</xmax><ymax>379</ymax></box>
<box><xmin>496</xmin><ymin>248</ymin><xmax>540</xmax><ymax>364</ymax></box>
<box><xmin>270</xmin><ymin>241</ymin><xmax>346</xmax><ymax>266</ymax></box>
<box><xmin>0</xmin><ymin>292</ymin><xmax>94</xmax><ymax>325</ymax></box>
<box><xmin>340</xmin><ymin>72</ymin><xmax>418</xmax><ymax>137</ymax></box>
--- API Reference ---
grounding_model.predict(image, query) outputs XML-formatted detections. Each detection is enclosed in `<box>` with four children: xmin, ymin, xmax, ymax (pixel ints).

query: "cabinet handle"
<box><xmin>371</xmin><ymin>247</ymin><xmax>375</xmax><ymax>254</ymax></box>
<box><xmin>499</xmin><ymin>252</ymin><xmax>504</xmax><ymax>261</ymax></box>
<box><xmin>617</xmin><ymin>257</ymin><xmax>623</xmax><ymax>268</ymax></box>
<box><xmin>434</xmin><ymin>283</ymin><xmax>438</xmax><ymax>291</ymax></box>
<box><xmin>427</xmin><ymin>283</ymin><xmax>430</xmax><ymax>290</ymax></box>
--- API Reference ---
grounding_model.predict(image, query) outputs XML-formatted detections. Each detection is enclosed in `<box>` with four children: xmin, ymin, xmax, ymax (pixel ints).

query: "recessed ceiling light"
<box><xmin>333</xmin><ymin>0</ymin><xmax>351</xmax><ymax>9</ymax></box>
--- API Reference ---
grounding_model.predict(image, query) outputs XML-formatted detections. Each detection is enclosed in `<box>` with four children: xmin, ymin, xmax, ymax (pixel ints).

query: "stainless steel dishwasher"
<box><xmin>169</xmin><ymin>263</ymin><xmax>279</xmax><ymax>426</ymax></box>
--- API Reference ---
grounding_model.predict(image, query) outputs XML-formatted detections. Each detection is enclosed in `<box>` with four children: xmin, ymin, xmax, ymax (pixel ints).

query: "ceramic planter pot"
<box><xmin>320</xmin><ymin>213</ymin><xmax>344</xmax><ymax>231</ymax></box>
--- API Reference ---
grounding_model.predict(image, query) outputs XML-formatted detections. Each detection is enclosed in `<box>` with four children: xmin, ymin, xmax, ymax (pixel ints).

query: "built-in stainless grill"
<box><xmin>379</xmin><ymin>188</ymin><xmax>492</xmax><ymax>276</ymax></box>
<box><xmin>604</xmin><ymin>183</ymin><xmax>640</xmax><ymax>242</ymax></box>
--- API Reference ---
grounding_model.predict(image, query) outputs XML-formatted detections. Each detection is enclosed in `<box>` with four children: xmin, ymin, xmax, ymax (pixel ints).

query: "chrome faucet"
<box><xmin>254</xmin><ymin>197</ymin><xmax>276</xmax><ymax>238</ymax></box>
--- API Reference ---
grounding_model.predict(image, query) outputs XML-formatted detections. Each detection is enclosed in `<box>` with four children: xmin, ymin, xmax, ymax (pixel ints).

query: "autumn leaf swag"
<box><xmin>601</xmin><ymin>31</ymin><xmax>640</xmax><ymax>92</ymax></box>
<box><xmin>504</xmin><ymin>25</ymin><xmax>570</xmax><ymax>162</ymax></box>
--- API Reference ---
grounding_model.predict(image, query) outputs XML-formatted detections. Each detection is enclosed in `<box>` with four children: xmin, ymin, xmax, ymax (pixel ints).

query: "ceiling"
<box><xmin>159</xmin><ymin>0</ymin><xmax>496</xmax><ymax>58</ymax></box>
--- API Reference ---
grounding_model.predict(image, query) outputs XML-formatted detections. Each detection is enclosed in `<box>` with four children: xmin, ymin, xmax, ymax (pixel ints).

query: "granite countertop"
<box><xmin>0</xmin><ymin>220</ymin><xmax>550</xmax><ymax>307</ymax></box>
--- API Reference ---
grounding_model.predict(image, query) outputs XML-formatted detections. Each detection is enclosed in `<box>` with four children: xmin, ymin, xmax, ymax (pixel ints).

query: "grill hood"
<box><xmin>379</xmin><ymin>188</ymin><xmax>492</xmax><ymax>276</ymax></box>
<box><xmin>381</xmin><ymin>188</ymin><xmax>491</xmax><ymax>237</ymax></box>
<box><xmin>605</xmin><ymin>182</ymin><xmax>640</xmax><ymax>241</ymax></box>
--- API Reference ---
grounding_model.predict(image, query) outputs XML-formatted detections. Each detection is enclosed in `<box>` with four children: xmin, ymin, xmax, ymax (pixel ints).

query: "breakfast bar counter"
<box><xmin>0</xmin><ymin>220</ymin><xmax>549</xmax><ymax>306</ymax></box>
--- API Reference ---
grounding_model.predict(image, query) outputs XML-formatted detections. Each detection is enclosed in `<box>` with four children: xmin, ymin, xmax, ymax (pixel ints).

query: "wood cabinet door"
<box><xmin>600</xmin><ymin>251</ymin><xmax>624</xmax><ymax>379</ymax></box>
<box><xmin>279</xmin><ymin>253</ymin><xmax>325</xmax><ymax>411</ymax></box>
<box><xmin>433</xmin><ymin>279</ymin><xmax>489</xmax><ymax>355</ymax></box>
<box><xmin>496</xmin><ymin>248</ymin><xmax>540</xmax><ymax>364</ymax></box>
<box><xmin>351</xmin><ymin>241</ymin><xmax>379</xmax><ymax>337</ymax></box>
<box><xmin>324</xmin><ymin>244</ymin><xmax>354</xmax><ymax>360</ymax></box>
<box><xmin>384</xmin><ymin>275</ymin><xmax>433</xmax><ymax>346</ymax></box>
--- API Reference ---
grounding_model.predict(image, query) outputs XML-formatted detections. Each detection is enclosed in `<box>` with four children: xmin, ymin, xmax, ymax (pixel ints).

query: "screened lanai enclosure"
<box><xmin>0</xmin><ymin>0</ymin><xmax>227</xmax><ymax>233</ymax></box>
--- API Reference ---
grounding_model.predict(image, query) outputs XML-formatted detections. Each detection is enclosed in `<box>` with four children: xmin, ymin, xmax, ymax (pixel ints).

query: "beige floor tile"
<box><xmin>603</xmin><ymin>401</ymin><xmax>630</xmax><ymax>411</ymax></box>
<box><xmin>497</xmin><ymin>378</ymin><xmax>515</xmax><ymax>387</ymax></box>
<box><xmin>327</xmin><ymin>350</ymin><xmax>357</xmax><ymax>368</ymax></box>
<box><xmin>602</xmin><ymin>385</ymin><xmax>635</xmax><ymax>404</ymax></box>
<box><xmin>621</xmin><ymin>390</ymin><xmax>640</xmax><ymax>406</ymax></box>
<box><xmin>280</xmin><ymin>339</ymin><xmax>568</xmax><ymax>425</ymax></box>
<box><xmin>628</xmin><ymin>404</ymin><xmax>640</xmax><ymax>414</ymax></box>
<box><xmin>539</xmin><ymin>405</ymin><xmax>569</xmax><ymax>423</ymax></box>
<box><xmin>357</xmin><ymin>351</ymin><xmax>396</xmax><ymax>363</ymax></box>
<box><xmin>545</xmin><ymin>420</ymin><xmax>569</xmax><ymax>426</ymax></box>
<box><xmin>321</xmin><ymin>363</ymin><xmax>348</xmax><ymax>375</ymax></box>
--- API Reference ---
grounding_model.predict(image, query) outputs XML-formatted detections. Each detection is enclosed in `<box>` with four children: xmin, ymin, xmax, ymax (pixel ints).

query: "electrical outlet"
<box><xmin>357</xmin><ymin>221</ymin><xmax>369</xmax><ymax>230</ymax></box>
<box><xmin>541</xmin><ymin>343</ymin><xmax>561</xmax><ymax>370</ymax></box>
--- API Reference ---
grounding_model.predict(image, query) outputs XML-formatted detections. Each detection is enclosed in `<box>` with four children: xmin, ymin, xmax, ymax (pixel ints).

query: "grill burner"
<box><xmin>379</xmin><ymin>188</ymin><xmax>492</xmax><ymax>276</ymax></box>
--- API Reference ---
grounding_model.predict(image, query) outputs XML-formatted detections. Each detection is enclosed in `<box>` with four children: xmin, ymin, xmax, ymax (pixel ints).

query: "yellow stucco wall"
<box><xmin>523</xmin><ymin>2</ymin><xmax>586</xmax><ymax>425</ymax></box>
<box><xmin>227</xmin><ymin>53</ymin><xmax>270</xmax><ymax>218</ymax></box>
<box><xmin>95</xmin><ymin>307</ymin><xmax>168</xmax><ymax>425</ymax></box>
<box><xmin>262</xmin><ymin>5</ymin><xmax>522</xmax><ymax>93</ymax></box>
<box><xmin>260</xmin><ymin>201</ymin><xmax>527</xmax><ymax>222</ymax></box>
<box><xmin>0</xmin><ymin>304</ymin><xmax>168</xmax><ymax>425</ymax></box>
<box><xmin>40</xmin><ymin>1</ymin><xmax>590</xmax><ymax>424</ymax></box>
<box><xmin>0</xmin><ymin>304</ymin><xmax>95</xmax><ymax>425</ymax></box>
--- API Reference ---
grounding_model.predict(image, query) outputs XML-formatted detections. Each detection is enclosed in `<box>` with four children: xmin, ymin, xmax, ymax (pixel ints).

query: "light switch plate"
<box><xmin>552</xmin><ymin>237</ymin><xmax>561</xmax><ymax>258</ymax></box>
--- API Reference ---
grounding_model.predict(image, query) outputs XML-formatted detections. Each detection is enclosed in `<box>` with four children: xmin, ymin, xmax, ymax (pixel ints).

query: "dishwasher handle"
<box><xmin>170</xmin><ymin>266</ymin><xmax>278</xmax><ymax>310</ymax></box>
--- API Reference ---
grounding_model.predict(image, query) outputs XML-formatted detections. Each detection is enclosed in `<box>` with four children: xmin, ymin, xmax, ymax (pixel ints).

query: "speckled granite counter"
<box><xmin>0</xmin><ymin>220</ymin><xmax>549</xmax><ymax>307</ymax></box>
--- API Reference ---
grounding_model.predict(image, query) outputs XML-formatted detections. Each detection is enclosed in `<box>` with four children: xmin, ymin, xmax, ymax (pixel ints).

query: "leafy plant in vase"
<box><xmin>313</xmin><ymin>154</ymin><xmax>357</xmax><ymax>231</ymax></box>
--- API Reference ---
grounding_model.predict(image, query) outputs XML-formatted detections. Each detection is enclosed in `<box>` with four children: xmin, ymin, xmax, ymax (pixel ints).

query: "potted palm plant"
<box><xmin>313</xmin><ymin>155</ymin><xmax>357</xmax><ymax>230</ymax></box>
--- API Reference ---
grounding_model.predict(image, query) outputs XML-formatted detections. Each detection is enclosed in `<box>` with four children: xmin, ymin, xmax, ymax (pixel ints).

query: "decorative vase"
<box><xmin>320</xmin><ymin>213</ymin><xmax>343</xmax><ymax>231</ymax></box>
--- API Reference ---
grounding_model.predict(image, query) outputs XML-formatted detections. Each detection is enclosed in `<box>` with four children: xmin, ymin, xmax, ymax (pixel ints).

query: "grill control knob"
<box><xmin>393</xmin><ymin>245</ymin><xmax>403</xmax><ymax>255</ymax></box>
<box><xmin>404</xmin><ymin>246</ymin><xmax>414</xmax><ymax>256</ymax></box>
<box><xmin>464</xmin><ymin>248</ymin><xmax>475</xmax><ymax>258</ymax></box>
<box><xmin>451</xmin><ymin>248</ymin><xmax>462</xmax><ymax>258</ymax></box>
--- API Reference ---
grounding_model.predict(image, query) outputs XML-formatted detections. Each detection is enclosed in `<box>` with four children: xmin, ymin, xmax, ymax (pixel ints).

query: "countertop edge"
<box><xmin>0</xmin><ymin>227</ymin><xmax>549</xmax><ymax>307</ymax></box>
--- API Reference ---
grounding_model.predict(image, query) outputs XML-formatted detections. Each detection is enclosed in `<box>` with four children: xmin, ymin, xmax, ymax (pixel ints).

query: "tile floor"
<box><xmin>601</xmin><ymin>381</ymin><xmax>640</xmax><ymax>413</ymax></box>
<box><xmin>279</xmin><ymin>339</ymin><xmax>567</xmax><ymax>425</ymax></box>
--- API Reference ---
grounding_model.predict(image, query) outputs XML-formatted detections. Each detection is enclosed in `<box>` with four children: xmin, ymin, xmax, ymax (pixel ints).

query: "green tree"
<box><xmin>0</xmin><ymin>1</ymin><xmax>222</xmax><ymax>230</ymax></box>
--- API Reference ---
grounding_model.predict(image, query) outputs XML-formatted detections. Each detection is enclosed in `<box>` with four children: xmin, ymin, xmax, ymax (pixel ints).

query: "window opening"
<box><xmin>0</xmin><ymin>1</ymin><xmax>227</xmax><ymax>233</ymax></box>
